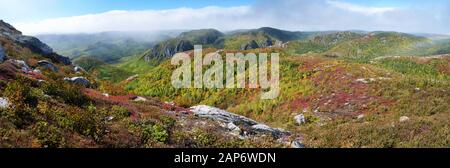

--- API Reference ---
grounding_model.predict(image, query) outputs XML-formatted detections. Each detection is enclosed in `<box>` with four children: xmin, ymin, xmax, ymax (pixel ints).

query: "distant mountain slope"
<box><xmin>144</xmin><ymin>29</ymin><xmax>224</xmax><ymax>60</ymax></box>
<box><xmin>144</xmin><ymin>27</ymin><xmax>449</xmax><ymax>61</ymax></box>
<box><xmin>284</xmin><ymin>31</ymin><xmax>450</xmax><ymax>59</ymax></box>
<box><xmin>144</xmin><ymin>27</ymin><xmax>313</xmax><ymax>61</ymax></box>
<box><xmin>37</xmin><ymin>31</ymin><xmax>178</xmax><ymax>63</ymax></box>
<box><xmin>324</xmin><ymin>32</ymin><xmax>426</xmax><ymax>58</ymax></box>
<box><xmin>177</xmin><ymin>29</ymin><xmax>224</xmax><ymax>45</ymax></box>
<box><xmin>284</xmin><ymin>31</ymin><xmax>363</xmax><ymax>55</ymax></box>
<box><xmin>125</xmin><ymin>47</ymin><xmax>450</xmax><ymax>148</ymax></box>
<box><xmin>69</xmin><ymin>40</ymin><xmax>152</xmax><ymax>63</ymax></box>
<box><xmin>222</xmin><ymin>27</ymin><xmax>312</xmax><ymax>50</ymax></box>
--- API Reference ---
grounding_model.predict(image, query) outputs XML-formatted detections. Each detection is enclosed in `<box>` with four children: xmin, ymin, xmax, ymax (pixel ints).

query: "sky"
<box><xmin>0</xmin><ymin>0</ymin><xmax>449</xmax><ymax>35</ymax></box>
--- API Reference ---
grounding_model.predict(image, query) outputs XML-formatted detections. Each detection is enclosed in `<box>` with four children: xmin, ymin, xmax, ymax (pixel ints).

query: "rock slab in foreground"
<box><xmin>190</xmin><ymin>105</ymin><xmax>304</xmax><ymax>148</ymax></box>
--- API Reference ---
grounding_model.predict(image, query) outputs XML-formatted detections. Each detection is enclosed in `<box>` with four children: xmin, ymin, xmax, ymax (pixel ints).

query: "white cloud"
<box><xmin>326</xmin><ymin>0</ymin><xmax>396</xmax><ymax>15</ymax></box>
<box><xmin>15</xmin><ymin>6</ymin><xmax>253</xmax><ymax>35</ymax></box>
<box><xmin>12</xmin><ymin>0</ymin><xmax>450</xmax><ymax>35</ymax></box>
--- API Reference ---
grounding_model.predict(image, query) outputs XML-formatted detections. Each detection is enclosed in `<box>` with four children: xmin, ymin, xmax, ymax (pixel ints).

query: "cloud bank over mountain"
<box><xmin>12</xmin><ymin>0</ymin><xmax>450</xmax><ymax>35</ymax></box>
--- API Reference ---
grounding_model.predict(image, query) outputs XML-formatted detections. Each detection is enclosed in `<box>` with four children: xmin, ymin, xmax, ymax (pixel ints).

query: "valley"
<box><xmin>0</xmin><ymin>19</ymin><xmax>449</xmax><ymax>148</ymax></box>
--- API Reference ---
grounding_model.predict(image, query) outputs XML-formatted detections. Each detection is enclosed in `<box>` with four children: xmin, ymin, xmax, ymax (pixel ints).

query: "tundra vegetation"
<box><xmin>1</xmin><ymin>22</ymin><xmax>449</xmax><ymax>148</ymax></box>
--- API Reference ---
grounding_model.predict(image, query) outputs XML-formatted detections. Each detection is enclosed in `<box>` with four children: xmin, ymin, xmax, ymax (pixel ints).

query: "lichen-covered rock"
<box><xmin>251</xmin><ymin>124</ymin><xmax>288</xmax><ymax>138</ymax></box>
<box><xmin>37</xmin><ymin>60</ymin><xmax>58</xmax><ymax>72</ymax></box>
<box><xmin>64</xmin><ymin>77</ymin><xmax>91</xmax><ymax>87</ymax></box>
<box><xmin>191</xmin><ymin>105</ymin><xmax>258</xmax><ymax>126</ymax></box>
<box><xmin>190</xmin><ymin>105</ymin><xmax>298</xmax><ymax>145</ymax></box>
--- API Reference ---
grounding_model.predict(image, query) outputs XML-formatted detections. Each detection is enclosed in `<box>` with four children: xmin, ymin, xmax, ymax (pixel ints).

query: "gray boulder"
<box><xmin>251</xmin><ymin>124</ymin><xmax>288</xmax><ymax>138</ymax></box>
<box><xmin>12</xmin><ymin>59</ymin><xmax>31</xmax><ymax>72</ymax></box>
<box><xmin>399</xmin><ymin>116</ymin><xmax>410</xmax><ymax>122</ymax></box>
<box><xmin>0</xmin><ymin>45</ymin><xmax>6</xmax><ymax>63</ymax></box>
<box><xmin>37</xmin><ymin>60</ymin><xmax>58</xmax><ymax>72</ymax></box>
<box><xmin>191</xmin><ymin>105</ymin><xmax>259</xmax><ymax>126</ymax></box>
<box><xmin>356</xmin><ymin>114</ymin><xmax>365</xmax><ymax>120</ymax></box>
<box><xmin>0</xmin><ymin>97</ymin><xmax>9</xmax><ymax>108</ymax></box>
<box><xmin>291</xmin><ymin>140</ymin><xmax>305</xmax><ymax>148</ymax></box>
<box><xmin>191</xmin><ymin>105</ymin><xmax>303</xmax><ymax>147</ymax></box>
<box><xmin>133</xmin><ymin>96</ymin><xmax>148</xmax><ymax>102</ymax></box>
<box><xmin>294</xmin><ymin>114</ymin><xmax>306</xmax><ymax>125</ymax></box>
<box><xmin>191</xmin><ymin>105</ymin><xmax>290</xmax><ymax>138</ymax></box>
<box><xmin>51</xmin><ymin>53</ymin><xmax>71</xmax><ymax>65</ymax></box>
<box><xmin>64</xmin><ymin>77</ymin><xmax>91</xmax><ymax>87</ymax></box>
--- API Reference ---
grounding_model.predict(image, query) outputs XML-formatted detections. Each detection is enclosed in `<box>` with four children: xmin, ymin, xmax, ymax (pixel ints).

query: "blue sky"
<box><xmin>0</xmin><ymin>0</ymin><xmax>256</xmax><ymax>22</ymax></box>
<box><xmin>1</xmin><ymin>0</ymin><xmax>449</xmax><ymax>35</ymax></box>
<box><xmin>3</xmin><ymin>0</ymin><xmax>445</xmax><ymax>22</ymax></box>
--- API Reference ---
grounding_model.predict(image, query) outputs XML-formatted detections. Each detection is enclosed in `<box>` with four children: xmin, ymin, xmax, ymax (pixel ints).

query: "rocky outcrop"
<box><xmin>260</xmin><ymin>39</ymin><xmax>274</xmax><ymax>48</ymax></box>
<box><xmin>241</xmin><ymin>40</ymin><xmax>259</xmax><ymax>50</ymax></box>
<box><xmin>0</xmin><ymin>20</ymin><xmax>22</xmax><ymax>36</ymax></box>
<box><xmin>0</xmin><ymin>45</ymin><xmax>5</xmax><ymax>63</ymax></box>
<box><xmin>16</xmin><ymin>36</ymin><xmax>53</xmax><ymax>55</ymax></box>
<box><xmin>37</xmin><ymin>60</ymin><xmax>58</xmax><ymax>72</ymax></box>
<box><xmin>0</xmin><ymin>20</ymin><xmax>71</xmax><ymax>65</ymax></box>
<box><xmin>146</xmin><ymin>40</ymin><xmax>194</xmax><ymax>60</ymax></box>
<box><xmin>145</xmin><ymin>29</ymin><xmax>225</xmax><ymax>61</ymax></box>
<box><xmin>51</xmin><ymin>53</ymin><xmax>71</xmax><ymax>65</ymax></box>
<box><xmin>64</xmin><ymin>77</ymin><xmax>91</xmax><ymax>87</ymax></box>
<box><xmin>240</xmin><ymin>39</ymin><xmax>275</xmax><ymax>50</ymax></box>
<box><xmin>18</xmin><ymin>37</ymin><xmax>71</xmax><ymax>65</ymax></box>
<box><xmin>191</xmin><ymin>105</ymin><xmax>259</xmax><ymax>126</ymax></box>
<box><xmin>190</xmin><ymin>105</ymin><xmax>303</xmax><ymax>147</ymax></box>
